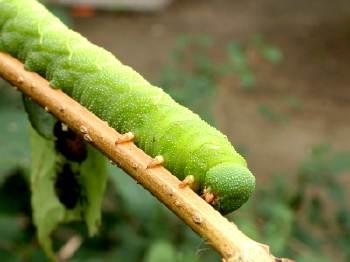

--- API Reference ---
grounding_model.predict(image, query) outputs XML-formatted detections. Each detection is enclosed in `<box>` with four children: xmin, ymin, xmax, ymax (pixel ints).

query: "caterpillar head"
<box><xmin>204</xmin><ymin>163</ymin><xmax>255</xmax><ymax>214</ymax></box>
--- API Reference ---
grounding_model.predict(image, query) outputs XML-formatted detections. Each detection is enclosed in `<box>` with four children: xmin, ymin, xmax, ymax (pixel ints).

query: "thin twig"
<box><xmin>0</xmin><ymin>52</ymin><xmax>293</xmax><ymax>262</ymax></box>
<box><xmin>57</xmin><ymin>235</ymin><xmax>82</xmax><ymax>261</ymax></box>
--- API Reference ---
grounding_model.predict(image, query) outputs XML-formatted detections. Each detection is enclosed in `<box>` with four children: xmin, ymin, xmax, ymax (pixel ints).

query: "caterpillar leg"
<box><xmin>146</xmin><ymin>155</ymin><xmax>164</xmax><ymax>169</ymax></box>
<box><xmin>202</xmin><ymin>188</ymin><xmax>217</xmax><ymax>205</ymax></box>
<box><xmin>179</xmin><ymin>175</ymin><xmax>195</xmax><ymax>189</ymax></box>
<box><xmin>115</xmin><ymin>132</ymin><xmax>134</xmax><ymax>144</ymax></box>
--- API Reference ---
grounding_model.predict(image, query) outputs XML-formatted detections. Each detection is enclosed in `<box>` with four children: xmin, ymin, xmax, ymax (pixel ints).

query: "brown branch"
<box><xmin>0</xmin><ymin>52</ymin><xmax>293</xmax><ymax>262</ymax></box>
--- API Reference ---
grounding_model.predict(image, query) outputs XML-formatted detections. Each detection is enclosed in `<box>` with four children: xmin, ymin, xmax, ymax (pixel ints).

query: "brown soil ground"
<box><xmin>73</xmin><ymin>0</ymin><xmax>350</xmax><ymax>186</ymax></box>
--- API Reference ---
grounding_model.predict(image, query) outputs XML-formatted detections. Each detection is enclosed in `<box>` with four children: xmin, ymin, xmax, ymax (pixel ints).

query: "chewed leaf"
<box><xmin>30</xmin><ymin>128</ymin><xmax>107</xmax><ymax>258</ymax></box>
<box><xmin>30</xmin><ymin>127</ymin><xmax>68</xmax><ymax>259</ymax></box>
<box><xmin>80</xmin><ymin>145</ymin><xmax>107</xmax><ymax>236</ymax></box>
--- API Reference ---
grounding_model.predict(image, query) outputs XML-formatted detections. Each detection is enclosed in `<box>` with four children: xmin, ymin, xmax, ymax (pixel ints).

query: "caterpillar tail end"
<box><xmin>204</xmin><ymin>163</ymin><xmax>255</xmax><ymax>215</ymax></box>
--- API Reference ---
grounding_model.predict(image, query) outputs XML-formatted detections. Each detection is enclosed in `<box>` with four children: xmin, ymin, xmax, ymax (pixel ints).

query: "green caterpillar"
<box><xmin>0</xmin><ymin>0</ymin><xmax>255</xmax><ymax>214</ymax></box>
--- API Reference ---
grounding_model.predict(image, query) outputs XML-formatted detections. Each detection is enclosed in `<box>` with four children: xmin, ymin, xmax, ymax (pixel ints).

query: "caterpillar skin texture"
<box><xmin>0</xmin><ymin>0</ymin><xmax>255</xmax><ymax>214</ymax></box>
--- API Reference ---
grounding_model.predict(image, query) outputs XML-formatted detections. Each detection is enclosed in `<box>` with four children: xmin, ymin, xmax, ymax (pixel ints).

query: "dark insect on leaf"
<box><xmin>54</xmin><ymin>122</ymin><xmax>87</xmax><ymax>163</ymax></box>
<box><xmin>54</xmin><ymin>163</ymin><xmax>82</xmax><ymax>209</ymax></box>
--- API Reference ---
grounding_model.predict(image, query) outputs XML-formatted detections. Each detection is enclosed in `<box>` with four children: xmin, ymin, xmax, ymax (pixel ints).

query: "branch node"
<box><xmin>192</xmin><ymin>212</ymin><xmax>203</xmax><ymax>224</ymax></box>
<box><xmin>16</xmin><ymin>76</ymin><xmax>24</xmax><ymax>84</ymax></box>
<box><xmin>174</xmin><ymin>200</ymin><xmax>181</xmax><ymax>207</ymax></box>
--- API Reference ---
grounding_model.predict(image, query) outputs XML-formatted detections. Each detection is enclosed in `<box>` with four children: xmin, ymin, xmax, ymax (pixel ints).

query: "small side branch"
<box><xmin>0</xmin><ymin>52</ymin><xmax>293</xmax><ymax>262</ymax></box>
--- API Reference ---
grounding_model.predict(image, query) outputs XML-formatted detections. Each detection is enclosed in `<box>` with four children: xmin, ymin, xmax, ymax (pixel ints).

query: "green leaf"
<box><xmin>0</xmin><ymin>250</ymin><xmax>20</xmax><ymax>262</ymax></box>
<box><xmin>296</xmin><ymin>252</ymin><xmax>332</xmax><ymax>262</ymax></box>
<box><xmin>287</xmin><ymin>95</ymin><xmax>303</xmax><ymax>111</ymax></box>
<box><xmin>311</xmin><ymin>144</ymin><xmax>330</xmax><ymax>157</ymax></box>
<box><xmin>260</xmin><ymin>46</ymin><xmax>283</xmax><ymax>64</ymax></box>
<box><xmin>233</xmin><ymin>215</ymin><xmax>260</xmax><ymax>240</ymax></box>
<box><xmin>261</xmin><ymin>203</ymin><xmax>293</xmax><ymax>255</ymax></box>
<box><xmin>108</xmin><ymin>165</ymin><xmax>158</xmax><ymax>220</ymax></box>
<box><xmin>239</xmin><ymin>70</ymin><xmax>256</xmax><ymax>90</ymax></box>
<box><xmin>106</xmin><ymin>224</ymin><xmax>146</xmax><ymax>261</ymax></box>
<box><xmin>0</xmin><ymin>215</ymin><xmax>23</xmax><ymax>242</ymax></box>
<box><xmin>144</xmin><ymin>240</ymin><xmax>176</xmax><ymax>262</ymax></box>
<box><xmin>30</xmin><ymin>128</ymin><xmax>107</xmax><ymax>259</ymax></box>
<box><xmin>80</xmin><ymin>145</ymin><xmax>107</xmax><ymax>236</ymax></box>
<box><xmin>250</xmin><ymin>34</ymin><xmax>283</xmax><ymax>64</ymax></box>
<box><xmin>196</xmin><ymin>34</ymin><xmax>214</xmax><ymax>47</ymax></box>
<box><xmin>227</xmin><ymin>42</ymin><xmax>247</xmax><ymax>69</ymax></box>
<box><xmin>257</xmin><ymin>104</ymin><xmax>287</xmax><ymax>123</ymax></box>
<box><xmin>0</xmin><ymin>80</ymin><xmax>23</xmax><ymax>109</ymax></box>
<box><xmin>329</xmin><ymin>151</ymin><xmax>350</xmax><ymax>175</ymax></box>
<box><xmin>175</xmin><ymin>35</ymin><xmax>192</xmax><ymax>50</ymax></box>
<box><xmin>23</xmin><ymin>96</ymin><xmax>56</xmax><ymax>140</ymax></box>
<box><xmin>307</xmin><ymin>197</ymin><xmax>324</xmax><ymax>225</ymax></box>
<box><xmin>30</xmin><ymin>127</ymin><xmax>66</xmax><ymax>259</ymax></box>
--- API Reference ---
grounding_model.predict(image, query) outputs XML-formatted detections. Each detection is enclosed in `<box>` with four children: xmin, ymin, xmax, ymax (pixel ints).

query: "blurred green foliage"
<box><xmin>232</xmin><ymin>144</ymin><xmax>350</xmax><ymax>262</ymax></box>
<box><xmin>257</xmin><ymin>103</ymin><xmax>288</xmax><ymax>123</ymax></box>
<box><xmin>159</xmin><ymin>33</ymin><xmax>284</xmax><ymax>123</ymax></box>
<box><xmin>159</xmin><ymin>34</ymin><xmax>289</xmax><ymax>126</ymax></box>
<box><xmin>250</xmin><ymin>34</ymin><xmax>283</xmax><ymax>65</ymax></box>
<box><xmin>159</xmin><ymin>34</ymin><xmax>218</xmax><ymax>123</ymax></box>
<box><xmin>0</xmin><ymin>83</ymin><xmax>29</xmax><ymax>177</ymax></box>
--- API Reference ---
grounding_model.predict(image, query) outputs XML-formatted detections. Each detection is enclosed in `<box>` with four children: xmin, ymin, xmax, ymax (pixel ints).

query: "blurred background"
<box><xmin>1</xmin><ymin>0</ymin><xmax>350</xmax><ymax>261</ymax></box>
